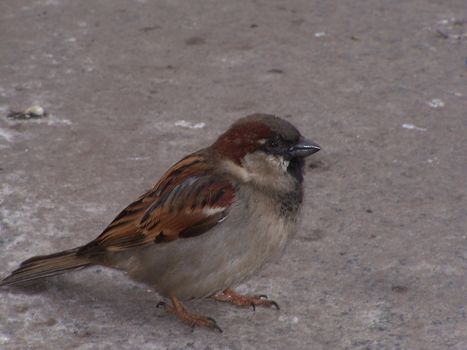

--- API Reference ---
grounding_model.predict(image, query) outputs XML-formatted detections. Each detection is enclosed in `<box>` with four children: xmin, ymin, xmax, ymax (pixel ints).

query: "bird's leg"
<box><xmin>158</xmin><ymin>296</ymin><xmax>223</xmax><ymax>332</ymax></box>
<box><xmin>212</xmin><ymin>288</ymin><xmax>280</xmax><ymax>311</ymax></box>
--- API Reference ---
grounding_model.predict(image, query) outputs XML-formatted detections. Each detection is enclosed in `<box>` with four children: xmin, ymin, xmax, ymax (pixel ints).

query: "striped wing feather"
<box><xmin>83</xmin><ymin>155</ymin><xmax>236</xmax><ymax>253</ymax></box>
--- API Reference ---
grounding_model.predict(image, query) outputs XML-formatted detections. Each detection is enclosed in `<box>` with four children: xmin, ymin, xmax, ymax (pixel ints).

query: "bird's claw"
<box><xmin>250</xmin><ymin>302</ymin><xmax>256</xmax><ymax>311</ymax></box>
<box><xmin>212</xmin><ymin>288</ymin><xmax>280</xmax><ymax>311</ymax></box>
<box><xmin>164</xmin><ymin>296</ymin><xmax>223</xmax><ymax>333</ymax></box>
<box><xmin>206</xmin><ymin>317</ymin><xmax>223</xmax><ymax>333</ymax></box>
<box><xmin>269</xmin><ymin>300</ymin><xmax>280</xmax><ymax>310</ymax></box>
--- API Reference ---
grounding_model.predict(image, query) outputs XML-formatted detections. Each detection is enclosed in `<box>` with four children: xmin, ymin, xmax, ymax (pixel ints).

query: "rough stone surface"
<box><xmin>1</xmin><ymin>1</ymin><xmax>466</xmax><ymax>349</ymax></box>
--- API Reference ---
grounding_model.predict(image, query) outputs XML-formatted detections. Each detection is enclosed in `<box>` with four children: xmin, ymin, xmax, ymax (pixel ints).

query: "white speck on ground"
<box><xmin>174</xmin><ymin>120</ymin><xmax>206</xmax><ymax>129</ymax></box>
<box><xmin>0</xmin><ymin>334</ymin><xmax>10</xmax><ymax>345</ymax></box>
<box><xmin>0</xmin><ymin>128</ymin><xmax>14</xmax><ymax>142</ymax></box>
<box><xmin>427</xmin><ymin>99</ymin><xmax>445</xmax><ymax>108</ymax></box>
<box><xmin>127</xmin><ymin>156</ymin><xmax>150</xmax><ymax>161</ymax></box>
<box><xmin>360</xmin><ymin>307</ymin><xmax>385</xmax><ymax>328</ymax></box>
<box><xmin>314</xmin><ymin>32</ymin><xmax>326</xmax><ymax>37</ymax></box>
<box><xmin>278</xmin><ymin>315</ymin><xmax>300</xmax><ymax>324</ymax></box>
<box><xmin>0</xmin><ymin>184</ymin><xmax>15</xmax><ymax>202</ymax></box>
<box><xmin>402</xmin><ymin>123</ymin><xmax>427</xmax><ymax>131</ymax></box>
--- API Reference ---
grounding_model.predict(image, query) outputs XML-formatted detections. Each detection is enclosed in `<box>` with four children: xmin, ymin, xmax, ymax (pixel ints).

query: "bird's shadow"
<box><xmin>2</xmin><ymin>268</ymin><xmax>223</xmax><ymax>330</ymax></box>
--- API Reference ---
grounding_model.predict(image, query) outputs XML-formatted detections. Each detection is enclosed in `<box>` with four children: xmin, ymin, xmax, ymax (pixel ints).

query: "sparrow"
<box><xmin>1</xmin><ymin>113</ymin><xmax>320</xmax><ymax>332</ymax></box>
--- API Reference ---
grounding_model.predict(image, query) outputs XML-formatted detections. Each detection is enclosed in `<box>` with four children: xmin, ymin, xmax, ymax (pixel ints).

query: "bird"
<box><xmin>1</xmin><ymin>113</ymin><xmax>320</xmax><ymax>332</ymax></box>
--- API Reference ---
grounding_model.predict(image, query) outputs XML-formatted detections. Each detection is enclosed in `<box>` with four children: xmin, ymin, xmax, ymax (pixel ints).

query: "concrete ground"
<box><xmin>1</xmin><ymin>0</ymin><xmax>466</xmax><ymax>349</ymax></box>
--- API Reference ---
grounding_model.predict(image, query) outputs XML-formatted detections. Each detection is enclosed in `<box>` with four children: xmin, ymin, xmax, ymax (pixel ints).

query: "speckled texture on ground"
<box><xmin>1</xmin><ymin>1</ymin><xmax>466</xmax><ymax>349</ymax></box>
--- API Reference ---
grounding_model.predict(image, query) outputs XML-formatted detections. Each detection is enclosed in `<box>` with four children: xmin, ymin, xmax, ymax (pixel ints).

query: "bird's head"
<box><xmin>213</xmin><ymin>113</ymin><xmax>320</xmax><ymax>191</ymax></box>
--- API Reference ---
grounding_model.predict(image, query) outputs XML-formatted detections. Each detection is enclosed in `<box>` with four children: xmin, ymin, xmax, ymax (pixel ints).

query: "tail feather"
<box><xmin>1</xmin><ymin>248</ymin><xmax>92</xmax><ymax>286</ymax></box>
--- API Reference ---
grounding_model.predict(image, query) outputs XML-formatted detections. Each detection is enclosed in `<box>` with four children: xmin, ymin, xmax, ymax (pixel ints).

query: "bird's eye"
<box><xmin>267</xmin><ymin>138</ymin><xmax>280</xmax><ymax>148</ymax></box>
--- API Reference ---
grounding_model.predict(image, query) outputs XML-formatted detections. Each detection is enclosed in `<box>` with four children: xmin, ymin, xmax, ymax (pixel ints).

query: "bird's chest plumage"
<box><xmin>230</xmin><ymin>187</ymin><xmax>299</xmax><ymax>263</ymax></box>
<box><xmin>120</xmin><ymin>185</ymin><xmax>302</xmax><ymax>300</ymax></box>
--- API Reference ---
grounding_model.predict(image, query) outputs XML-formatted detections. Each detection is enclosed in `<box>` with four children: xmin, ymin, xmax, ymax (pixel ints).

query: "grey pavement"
<box><xmin>0</xmin><ymin>0</ymin><xmax>466</xmax><ymax>349</ymax></box>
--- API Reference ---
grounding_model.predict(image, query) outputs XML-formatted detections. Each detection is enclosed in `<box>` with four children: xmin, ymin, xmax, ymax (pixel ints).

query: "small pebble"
<box><xmin>7</xmin><ymin>105</ymin><xmax>47</xmax><ymax>120</ymax></box>
<box><xmin>25</xmin><ymin>105</ymin><xmax>46</xmax><ymax>117</ymax></box>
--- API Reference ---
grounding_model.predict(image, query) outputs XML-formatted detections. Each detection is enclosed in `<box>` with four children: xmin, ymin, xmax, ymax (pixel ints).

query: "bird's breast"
<box><xmin>117</xmin><ymin>185</ymin><xmax>302</xmax><ymax>300</ymax></box>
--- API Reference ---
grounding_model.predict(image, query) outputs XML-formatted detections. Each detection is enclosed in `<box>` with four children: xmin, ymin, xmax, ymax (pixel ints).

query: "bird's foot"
<box><xmin>212</xmin><ymin>288</ymin><xmax>280</xmax><ymax>311</ymax></box>
<box><xmin>158</xmin><ymin>297</ymin><xmax>223</xmax><ymax>333</ymax></box>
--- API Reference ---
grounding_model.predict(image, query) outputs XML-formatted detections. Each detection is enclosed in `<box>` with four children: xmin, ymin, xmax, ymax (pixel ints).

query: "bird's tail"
<box><xmin>0</xmin><ymin>248</ymin><xmax>92</xmax><ymax>286</ymax></box>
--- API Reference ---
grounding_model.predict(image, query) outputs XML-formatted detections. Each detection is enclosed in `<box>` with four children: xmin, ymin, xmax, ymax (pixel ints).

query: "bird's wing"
<box><xmin>82</xmin><ymin>154</ymin><xmax>236</xmax><ymax>253</ymax></box>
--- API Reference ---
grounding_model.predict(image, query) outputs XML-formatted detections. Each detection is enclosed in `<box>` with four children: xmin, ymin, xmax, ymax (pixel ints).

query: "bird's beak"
<box><xmin>288</xmin><ymin>137</ymin><xmax>321</xmax><ymax>158</ymax></box>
